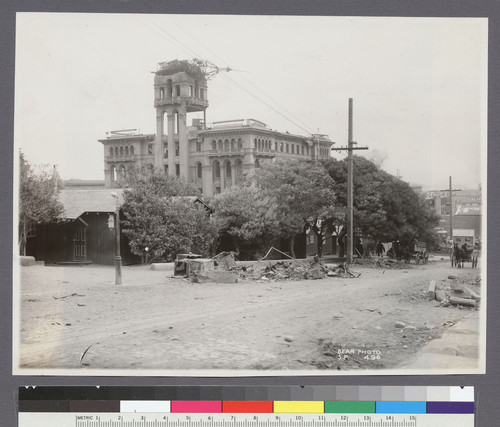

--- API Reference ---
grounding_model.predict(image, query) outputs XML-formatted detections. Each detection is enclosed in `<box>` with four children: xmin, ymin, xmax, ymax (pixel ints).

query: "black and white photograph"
<box><xmin>13</xmin><ymin>13</ymin><xmax>487</xmax><ymax>376</ymax></box>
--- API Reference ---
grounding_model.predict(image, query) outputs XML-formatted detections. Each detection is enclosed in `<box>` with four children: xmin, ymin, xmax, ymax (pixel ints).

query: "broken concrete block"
<box><xmin>435</xmin><ymin>290</ymin><xmax>448</xmax><ymax>302</ymax></box>
<box><xmin>190</xmin><ymin>270</ymin><xmax>239</xmax><ymax>283</ymax></box>
<box><xmin>187</xmin><ymin>258</ymin><xmax>214</xmax><ymax>276</ymax></box>
<box><xmin>428</xmin><ymin>280</ymin><xmax>436</xmax><ymax>299</ymax></box>
<box><xmin>449</xmin><ymin>296</ymin><xmax>476</xmax><ymax>307</ymax></box>
<box><xmin>20</xmin><ymin>256</ymin><xmax>36</xmax><ymax>266</ymax></box>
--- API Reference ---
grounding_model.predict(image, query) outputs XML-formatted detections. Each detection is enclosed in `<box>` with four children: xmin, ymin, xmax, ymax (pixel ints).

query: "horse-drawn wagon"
<box><xmin>451</xmin><ymin>244</ymin><xmax>478</xmax><ymax>268</ymax></box>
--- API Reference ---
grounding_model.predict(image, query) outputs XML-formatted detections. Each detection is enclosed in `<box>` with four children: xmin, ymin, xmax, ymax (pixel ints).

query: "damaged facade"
<box><xmin>99</xmin><ymin>59</ymin><xmax>333</xmax><ymax>196</ymax></box>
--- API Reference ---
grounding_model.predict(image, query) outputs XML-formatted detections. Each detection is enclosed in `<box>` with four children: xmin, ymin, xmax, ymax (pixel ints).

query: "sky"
<box><xmin>14</xmin><ymin>13</ymin><xmax>487</xmax><ymax>191</ymax></box>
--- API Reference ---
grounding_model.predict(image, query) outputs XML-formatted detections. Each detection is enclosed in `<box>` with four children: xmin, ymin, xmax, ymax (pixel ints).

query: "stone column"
<box><xmin>155</xmin><ymin>110</ymin><xmax>164</xmax><ymax>170</ymax></box>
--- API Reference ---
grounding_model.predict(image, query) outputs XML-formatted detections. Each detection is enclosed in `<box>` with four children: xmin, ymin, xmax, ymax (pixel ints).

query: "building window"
<box><xmin>280</xmin><ymin>143</ymin><xmax>283</xmax><ymax>152</ymax></box>
<box><xmin>125</xmin><ymin>146</ymin><xmax>129</xmax><ymax>156</ymax></box>
<box><xmin>235</xmin><ymin>159</ymin><xmax>243</xmax><ymax>178</ymax></box>
<box><xmin>224</xmin><ymin>139</ymin><xmax>230</xmax><ymax>151</ymax></box>
<box><xmin>109</xmin><ymin>148</ymin><xmax>113</xmax><ymax>157</ymax></box>
<box><xmin>130</xmin><ymin>146</ymin><xmax>134</xmax><ymax>155</ymax></box>
<box><xmin>301</xmin><ymin>146</ymin><xmax>304</xmax><ymax>155</ymax></box>
<box><xmin>275</xmin><ymin>141</ymin><xmax>278</xmax><ymax>151</ymax></box>
<box><xmin>120</xmin><ymin>146</ymin><xmax>124</xmax><ymax>157</ymax></box>
<box><xmin>255</xmin><ymin>159</ymin><xmax>260</xmax><ymax>168</ymax></box>
<box><xmin>188</xmin><ymin>86</ymin><xmax>192</xmax><ymax>97</ymax></box>
<box><xmin>254</xmin><ymin>138</ymin><xmax>257</xmax><ymax>149</ymax></box>
<box><xmin>164</xmin><ymin>165</ymin><xmax>168</xmax><ymax>174</ymax></box>
<box><xmin>212</xmin><ymin>140</ymin><xmax>217</xmax><ymax>150</ymax></box>
<box><xmin>196</xmin><ymin>162</ymin><xmax>202</xmax><ymax>179</ymax></box>
<box><xmin>238</xmin><ymin>138</ymin><xmax>243</xmax><ymax>149</ymax></box>
<box><xmin>175</xmin><ymin>164</ymin><xmax>180</xmax><ymax>177</ymax></box>
<box><xmin>174</xmin><ymin>112</ymin><xmax>179</xmax><ymax>134</ymax></box>
<box><xmin>167</xmin><ymin>79</ymin><xmax>173</xmax><ymax>97</ymax></box>
<box><xmin>196</xmin><ymin>140</ymin><xmax>202</xmax><ymax>152</ymax></box>
<box><xmin>286</xmin><ymin>144</ymin><xmax>289</xmax><ymax>153</ymax></box>
<box><xmin>225</xmin><ymin>160</ymin><xmax>232</xmax><ymax>178</ymax></box>
<box><xmin>215</xmin><ymin>186</ymin><xmax>221</xmax><ymax>194</ymax></box>
<box><xmin>213</xmin><ymin>160</ymin><xmax>220</xmax><ymax>178</ymax></box>
<box><xmin>218</xmin><ymin>139</ymin><xmax>223</xmax><ymax>150</ymax></box>
<box><xmin>231</xmin><ymin>139</ymin><xmax>235</xmax><ymax>150</ymax></box>
<box><xmin>164</xmin><ymin>147</ymin><xmax>168</xmax><ymax>159</ymax></box>
<box><xmin>148</xmin><ymin>144</ymin><xmax>153</xmax><ymax>155</ymax></box>
<box><xmin>291</xmin><ymin>144</ymin><xmax>294</xmax><ymax>154</ymax></box>
<box><xmin>175</xmin><ymin>141</ymin><xmax>179</xmax><ymax>157</ymax></box>
<box><xmin>175</xmin><ymin>85</ymin><xmax>180</xmax><ymax>96</ymax></box>
<box><xmin>114</xmin><ymin>147</ymin><xmax>118</xmax><ymax>157</ymax></box>
<box><xmin>160</xmin><ymin>87</ymin><xmax>164</xmax><ymax>98</ymax></box>
<box><xmin>111</xmin><ymin>165</ymin><xmax>117</xmax><ymax>182</ymax></box>
<box><xmin>119</xmin><ymin>165</ymin><xmax>126</xmax><ymax>179</ymax></box>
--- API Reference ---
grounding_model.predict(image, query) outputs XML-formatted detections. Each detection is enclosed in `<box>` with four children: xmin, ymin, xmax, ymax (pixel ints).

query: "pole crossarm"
<box><xmin>332</xmin><ymin>146</ymin><xmax>369</xmax><ymax>151</ymax></box>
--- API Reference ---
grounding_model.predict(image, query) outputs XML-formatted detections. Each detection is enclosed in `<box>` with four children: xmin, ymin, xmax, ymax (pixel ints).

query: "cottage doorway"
<box><xmin>73</xmin><ymin>224</ymin><xmax>87</xmax><ymax>262</ymax></box>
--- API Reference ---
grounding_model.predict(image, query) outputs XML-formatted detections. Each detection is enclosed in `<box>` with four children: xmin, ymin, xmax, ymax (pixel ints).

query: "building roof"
<box><xmin>453</xmin><ymin>229</ymin><xmax>475</xmax><ymax>237</ymax></box>
<box><xmin>59</xmin><ymin>189</ymin><xmax>124</xmax><ymax>219</ymax></box>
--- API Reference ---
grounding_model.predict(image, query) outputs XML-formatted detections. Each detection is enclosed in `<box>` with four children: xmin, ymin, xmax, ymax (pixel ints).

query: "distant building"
<box><xmin>425</xmin><ymin>188</ymin><xmax>482</xmax><ymax>247</ymax></box>
<box><xmin>99</xmin><ymin>59</ymin><xmax>333</xmax><ymax>196</ymax></box>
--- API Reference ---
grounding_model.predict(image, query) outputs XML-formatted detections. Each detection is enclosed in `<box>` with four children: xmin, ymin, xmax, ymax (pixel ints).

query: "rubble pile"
<box><xmin>226</xmin><ymin>259</ymin><xmax>360</xmax><ymax>282</ymax></box>
<box><xmin>352</xmin><ymin>257</ymin><xmax>411</xmax><ymax>269</ymax></box>
<box><xmin>429</xmin><ymin>274</ymin><xmax>481</xmax><ymax>309</ymax></box>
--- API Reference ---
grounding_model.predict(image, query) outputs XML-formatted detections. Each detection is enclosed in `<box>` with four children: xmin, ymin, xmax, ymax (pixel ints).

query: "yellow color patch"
<box><xmin>273</xmin><ymin>401</ymin><xmax>324</xmax><ymax>413</ymax></box>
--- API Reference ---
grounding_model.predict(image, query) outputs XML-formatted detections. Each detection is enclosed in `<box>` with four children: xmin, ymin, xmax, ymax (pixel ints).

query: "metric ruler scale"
<box><xmin>18</xmin><ymin>386</ymin><xmax>475</xmax><ymax>427</ymax></box>
<box><xmin>18</xmin><ymin>412</ymin><xmax>474</xmax><ymax>427</ymax></box>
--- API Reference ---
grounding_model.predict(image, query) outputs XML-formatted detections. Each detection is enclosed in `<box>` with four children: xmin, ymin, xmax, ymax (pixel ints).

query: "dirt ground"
<box><xmin>16</xmin><ymin>257</ymin><xmax>482</xmax><ymax>372</ymax></box>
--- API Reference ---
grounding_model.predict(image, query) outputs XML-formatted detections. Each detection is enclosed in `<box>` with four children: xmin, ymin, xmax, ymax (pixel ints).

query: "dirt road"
<box><xmin>16</xmin><ymin>259</ymin><xmax>481</xmax><ymax>373</ymax></box>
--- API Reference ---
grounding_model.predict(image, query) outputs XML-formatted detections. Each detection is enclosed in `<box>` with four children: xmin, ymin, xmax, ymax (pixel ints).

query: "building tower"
<box><xmin>153</xmin><ymin>60</ymin><xmax>209</xmax><ymax>179</ymax></box>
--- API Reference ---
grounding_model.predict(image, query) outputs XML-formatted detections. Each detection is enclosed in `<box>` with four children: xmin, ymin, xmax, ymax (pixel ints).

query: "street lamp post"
<box><xmin>111</xmin><ymin>192</ymin><xmax>122</xmax><ymax>285</ymax></box>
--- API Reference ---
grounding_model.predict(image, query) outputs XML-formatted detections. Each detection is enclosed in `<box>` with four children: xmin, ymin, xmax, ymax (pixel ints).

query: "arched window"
<box><xmin>196</xmin><ymin>162</ymin><xmax>203</xmax><ymax>179</ymax></box>
<box><xmin>114</xmin><ymin>147</ymin><xmax>118</xmax><ymax>157</ymax></box>
<box><xmin>235</xmin><ymin>159</ymin><xmax>243</xmax><ymax>177</ymax></box>
<box><xmin>255</xmin><ymin>159</ymin><xmax>260</xmax><ymax>168</ymax></box>
<box><xmin>218</xmin><ymin>139</ymin><xmax>223</xmax><ymax>150</ymax></box>
<box><xmin>120</xmin><ymin>146</ymin><xmax>124</xmax><ymax>157</ymax></box>
<box><xmin>174</xmin><ymin>111</ymin><xmax>179</xmax><ymax>134</ymax></box>
<box><xmin>213</xmin><ymin>160</ymin><xmax>221</xmax><ymax>179</ymax></box>
<box><xmin>125</xmin><ymin>146</ymin><xmax>129</xmax><ymax>156</ymax></box>
<box><xmin>130</xmin><ymin>146</ymin><xmax>134</xmax><ymax>155</ymax></box>
<box><xmin>254</xmin><ymin>138</ymin><xmax>257</xmax><ymax>149</ymax></box>
<box><xmin>167</xmin><ymin>79</ymin><xmax>173</xmax><ymax>98</ymax></box>
<box><xmin>224</xmin><ymin>139</ymin><xmax>230</xmax><ymax>151</ymax></box>
<box><xmin>212</xmin><ymin>140</ymin><xmax>217</xmax><ymax>150</ymax></box>
<box><xmin>111</xmin><ymin>165</ymin><xmax>117</xmax><ymax>182</ymax></box>
<box><xmin>224</xmin><ymin>160</ymin><xmax>232</xmax><ymax>178</ymax></box>
<box><xmin>119</xmin><ymin>165</ymin><xmax>126</xmax><ymax>179</ymax></box>
<box><xmin>238</xmin><ymin>138</ymin><xmax>243</xmax><ymax>149</ymax></box>
<box><xmin>231</xmin><ymin>139</ymin><xmax>235</xmax><ymax>150</ymax></box>
<box><xmin>109</xmin><ymin>148</ymin><xmax>113</xmax><ymax>157</ymax></box>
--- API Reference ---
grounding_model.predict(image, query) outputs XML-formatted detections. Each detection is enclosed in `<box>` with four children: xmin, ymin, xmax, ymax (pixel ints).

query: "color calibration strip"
<box><xmin>18</xmin><ymin>386</ymin><xmax>474</xmax><ymax>414</ymax></box>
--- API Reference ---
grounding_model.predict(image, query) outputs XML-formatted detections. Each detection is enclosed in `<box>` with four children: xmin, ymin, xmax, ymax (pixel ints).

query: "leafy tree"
<box><xmin>210</xmin><ymin>185</ymin><xmax>280</xmax><ymax>259</ymax></box>
<box><xmin>253</xmin><ymin>159</ymin><xmax>337</xmax><ymax>257</ymax></box>
<box><xmin>322</xmin><ymin>156</ymin><xmax>440</xmax><ymax>248</ymax></box>
<box><xmin>121</xmin><ymin>167</ymin><xmax>218</xmax><ymax>262</ymax></box>
<box><xmin>18</xmin><ymin>151</ymin><xmax>63</xmax><ymax>255</ymax></box>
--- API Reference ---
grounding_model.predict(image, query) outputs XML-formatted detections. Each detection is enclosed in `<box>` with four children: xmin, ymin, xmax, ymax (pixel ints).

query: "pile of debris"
<box><xmin>428</xmin><ymin>274</ymin><xmax>481</xmax><ymax>308</ymax></box>
<box><xmin>235</xmin><ymin>257</ymin><xmax>360</xmax><ymax>282</ymax></box>
<box><xmin>352</xmin><ymin>257</ymin><xmax>412</xmax><ymax>269</ymax></box>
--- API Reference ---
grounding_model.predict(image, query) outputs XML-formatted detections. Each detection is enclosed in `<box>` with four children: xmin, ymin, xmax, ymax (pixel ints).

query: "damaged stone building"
<box><xmin>99</xmin><ymin>59</ymin><xmax>333</xmax><ymax>196</ymax></box>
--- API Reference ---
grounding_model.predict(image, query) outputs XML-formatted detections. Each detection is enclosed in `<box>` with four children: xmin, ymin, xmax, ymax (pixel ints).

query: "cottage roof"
<box><xmin>59</xmin><ymin>189</ymin><xmax>124</xmax><ymax>219</ymax></box>
<box><xmin>453</xmin><ymin>229</ymin><xmax>475</xmax><ymax>237</ymax></box>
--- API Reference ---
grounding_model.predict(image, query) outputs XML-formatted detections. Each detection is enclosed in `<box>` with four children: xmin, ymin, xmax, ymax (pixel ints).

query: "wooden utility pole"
<box><xmin>333</xmin><ymin>98</ymin><xmax>369</xmax><ymax>263</ymax></box>
<box><xmin>449</xmin><ymin>176</ymin><xmax>454</xmax><ymax>246</ymax></box>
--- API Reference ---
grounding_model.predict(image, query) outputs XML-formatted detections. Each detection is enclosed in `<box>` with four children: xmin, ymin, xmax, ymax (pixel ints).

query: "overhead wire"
<box><xmin>148</xmin><ymin>20</ymin><xmax>317</xmax><ymax>136</ymax></box>
<box><xmin>166</xmin><ymin>19</ymin><xmax>316</xmax><ymax>135</ymax></box>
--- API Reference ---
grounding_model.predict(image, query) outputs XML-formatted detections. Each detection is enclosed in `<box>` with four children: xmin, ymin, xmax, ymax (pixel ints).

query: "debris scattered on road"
<box><xmin>432</xmin><ymin>274</ymin><xmax>480</xmax><ymax>309</ymax></box>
